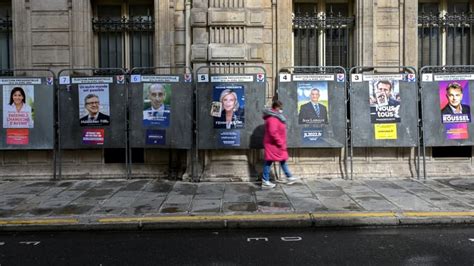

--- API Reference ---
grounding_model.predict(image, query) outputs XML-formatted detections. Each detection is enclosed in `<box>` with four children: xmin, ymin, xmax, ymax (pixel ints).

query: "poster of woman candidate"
<box><xmin>439</xmin><ymin>80</ymin><xmax>471</xmax><ymax>124</ymax></box>
<box><xmin>143</xmin><ymin>83</ymin><xmax>171</xmax><ymax>127</ymax></box>
<box><xmin>212</xmin><ymin>85</ymin><xmax>245</xmax><ymax>129</ymax></box>
<box><xmin>297</xmin><ymin>81</ymin><xmax>329</xmax><ymax>124</ymax></box>
<box><xmin>369</xmin><ymin>80</ymin><xmax>401</xmax><ymax>123</ymax></box>
<box><xmin>78</xmin><ymin>84</ymin><xmax>110</xmax><ymax>126</ymax></box>
<box><xmin>2</xmin><ymin>85</ymin><xmax>34</xmax><ymax>128</ymax></box>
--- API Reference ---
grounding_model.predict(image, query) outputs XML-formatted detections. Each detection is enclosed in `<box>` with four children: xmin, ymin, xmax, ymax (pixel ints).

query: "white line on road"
<box><xmin>247</xmin><ymin>237</ymin><xmax>268</xmax><ymax>242</ymax></box>
<box><xmin>19</xmin><ymin>241</ymin><xmax>40</xmax><ymax>246</ymax></box>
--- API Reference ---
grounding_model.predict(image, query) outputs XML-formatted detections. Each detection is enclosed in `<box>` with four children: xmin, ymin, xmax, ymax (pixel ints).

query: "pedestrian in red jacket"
<box><xmin>261</xmin><ymin>100</ymin><xmax>299</xmax><ymax>188</ymax></box>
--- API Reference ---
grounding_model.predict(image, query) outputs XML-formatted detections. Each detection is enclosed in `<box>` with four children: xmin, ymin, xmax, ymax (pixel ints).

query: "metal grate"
<box><xmin>92</xmin><ymin>15</ymin><xmax>154</xmax><ymax>70</ymax></box>
<box><xmin>293</xmin><ymin>11</ymin><xmax>355</xmax><ymax>68</ymax></box>
<box><xmin>418</xmin><ymin>11</ymin><xmax>473</xmax><ymax>66</ymax></box>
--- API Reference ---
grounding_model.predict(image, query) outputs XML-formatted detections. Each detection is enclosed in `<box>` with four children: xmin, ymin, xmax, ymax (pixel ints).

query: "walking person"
<box><xmin>261</xmin><ymin>100</ymin><xmax>299</xmax><ymax>188</ymax></box>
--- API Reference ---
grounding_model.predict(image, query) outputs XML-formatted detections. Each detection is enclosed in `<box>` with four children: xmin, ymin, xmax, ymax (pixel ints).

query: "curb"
<box><xmin>0</xmin><ymin>211</ymin><xmax>473</xmax><ymax>231</ymax></box>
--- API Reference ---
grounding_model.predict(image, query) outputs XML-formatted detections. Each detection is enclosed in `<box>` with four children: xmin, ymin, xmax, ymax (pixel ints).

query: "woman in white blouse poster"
<box><xmin>3</xmin><ymin>86</ymin><xmax>34</xmax><ymax>128</ymax></box>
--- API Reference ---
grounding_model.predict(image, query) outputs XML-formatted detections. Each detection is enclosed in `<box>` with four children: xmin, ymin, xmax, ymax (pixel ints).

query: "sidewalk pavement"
<box><xmin>0</xmin><ymin>177</ymin><xmax>473</xmax><ymax>231</ymax></box>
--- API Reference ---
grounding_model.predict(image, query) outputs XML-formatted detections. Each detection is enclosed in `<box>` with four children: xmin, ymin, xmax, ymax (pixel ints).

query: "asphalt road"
<box><xmin>0</xmin><ymin>225</ymin><xmax>473</xmax><ymax>265</ymax></box>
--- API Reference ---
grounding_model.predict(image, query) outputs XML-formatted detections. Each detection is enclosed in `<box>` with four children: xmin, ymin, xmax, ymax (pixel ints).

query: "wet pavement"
<box><xmin>0</xmin><ymin>177</ymin><xmax>473</xmax><ymax>216</ymax></box>
<box><xmin>0</xmin><ymin>177</ymin><xmax>473</xmax><ymax>229</ymax></box>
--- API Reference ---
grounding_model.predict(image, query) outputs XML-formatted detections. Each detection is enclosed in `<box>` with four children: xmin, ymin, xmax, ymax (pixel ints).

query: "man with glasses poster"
<box><xmin>79</xmin><ymin>84</ymin><xmax>110</xmax><ymax>126</ymax></box>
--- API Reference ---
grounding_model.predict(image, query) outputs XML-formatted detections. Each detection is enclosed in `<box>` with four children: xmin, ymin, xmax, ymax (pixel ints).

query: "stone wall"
<box><xmin>2</xmin><ymin>0</ymin><xmax>473</xmax><ymax>180</ymax></box>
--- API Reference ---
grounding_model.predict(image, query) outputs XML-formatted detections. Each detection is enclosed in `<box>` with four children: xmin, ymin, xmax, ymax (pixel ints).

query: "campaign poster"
<box><xmin>79</xmin><ymin>84</ymin><xmax>110</xmax><ymax>126</ymax></box>
<box><xmin>297</xmin><ymin>82</ymin><xmax>329</xmax><ymax>124</ymax></box>
<box><xmin>218</xmin><ymin>130</ymin><xmax>240</xmax><ymax>147</ymax></box>
<box><xmin>82</xmin><ymin>129</ymin><xmax>105</xmax><ymax>145</ymax></box>
<box><xmin>6</xmin><ymin>129</ymin><xmax>29</xmax><ymax>145</ymax></box>
<box><xmin>146</xmin><ymin>129</ymin><xmax>166</xmax><ymax>145</ymax></box>
<box><xmin>374</xmin><ymin>123</ymin><xmax>397</xmax><ymax>140</ymax></box>
<box><xmin>143</xmin><ymin>83</ymin><xmax>171</xmax><ymax>127</ymax></box>
<box><xmin>439</xmin><ymin>80</ymin><xmax>471</xmax><ymax>124</ymax></box>
<box><xmin>212</xmin><ymin>85</ymin><xmax>245</xmax><ymax>129</ymax></box>
<box><xmin>301</xmin><ymin>128</ymin><xmax>324</xmax><ymax>144</ymax></box>
<box><xmin>445</xmin><ymin>123</ymin><xmax>469</xmax><ymax>140</ymax></box>
<box><xmin>369</xmin><ymin>80</ymin><xmax>401</xmax><ymax>123</ymax></box>
<box><xmin>2</xmin><ymin>85</ymin><xmax>34</xmax><ymax>128</ymax></box>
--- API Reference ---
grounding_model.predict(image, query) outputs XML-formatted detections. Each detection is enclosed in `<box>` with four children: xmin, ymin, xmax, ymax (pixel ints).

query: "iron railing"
<box><xmin>418</xmin><ymin>12</ymin><xmax>474</xmax><ymax>66</ymax></box>
<box><xmin>92</xmin><ymin>16</ymin><xmax>154</xmax><ymax>73</ymax></box>
<box><xmin>293</xmin><ymin>12</ymin><xmax>355</xmax><ymax>69</ymax></box>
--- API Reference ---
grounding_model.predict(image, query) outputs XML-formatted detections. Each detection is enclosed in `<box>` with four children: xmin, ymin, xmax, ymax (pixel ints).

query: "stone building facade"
<box><xmin>0</xmin><ymin>0</ymin><xmax>472</xmax><ymax>180</ymax></box>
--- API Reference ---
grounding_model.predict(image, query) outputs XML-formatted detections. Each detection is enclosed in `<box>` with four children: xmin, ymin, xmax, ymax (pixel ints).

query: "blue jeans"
<box><xmin>262</xmin><ymin>160</ymin><xmax>292</xmax><ymax>181</ymax></box>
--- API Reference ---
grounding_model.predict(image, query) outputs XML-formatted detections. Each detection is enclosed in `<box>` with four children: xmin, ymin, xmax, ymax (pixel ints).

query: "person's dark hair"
<box><xmin>9</xmin><ymin>87</ymin><xmax>26</xmax><ymax>105</ymax></box>
<box><xmin>376</xmin><ymin>80</ymin><xmax>392</xmax><ymax>91</ymax></box>
<box><xmin>272</xmin><ymin>100</ymin><xmax>283</xmax><ymax>109</ymax></box>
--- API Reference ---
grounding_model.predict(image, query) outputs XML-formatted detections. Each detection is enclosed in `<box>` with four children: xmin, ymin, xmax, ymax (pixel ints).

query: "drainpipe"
<box><xmin>185</xmin><ymin>0</ymin><xmax>191</xmax><ymax>69</ymax></box>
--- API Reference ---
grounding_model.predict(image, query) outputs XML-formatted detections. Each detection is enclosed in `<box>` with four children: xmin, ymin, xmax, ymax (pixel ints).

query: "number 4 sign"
<box><xmin>279</xmin><ymin>73</ymin><xmax>291</xmax><ymax>82</ymax></box>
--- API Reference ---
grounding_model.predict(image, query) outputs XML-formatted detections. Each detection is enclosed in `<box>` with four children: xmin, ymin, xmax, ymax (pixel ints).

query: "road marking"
<box><xmin>403</xmin><ymin>211</ymin><xmax>474</xmax><ymax>217</ymax></box>
<box><xmin>312</xmin><ymin>212</ymin><xmax>396</xmax><ymax>218</ymax></box>
<box><xmin>247</xmin><ymin>237</ymin><xmax>268</xmax><ymax>242</ymax></box>
<box><xmin>0</xmin><ymin>219</ymin><xmax>79</xmax><ymax>225</ymax></box>
<box><xmin>281</xmin><ymin>237</ymin><xmax>302</xmax><ymax>242</ymax></box>
<box><xmin>99</xmin><ymin>213</ymin><xmax>311</xmax><ymax>223</ymax></box>
<box><xmin>19</xmin><ymin>241</ymin><xmax>40</xmax><ymax>246</ymax></box>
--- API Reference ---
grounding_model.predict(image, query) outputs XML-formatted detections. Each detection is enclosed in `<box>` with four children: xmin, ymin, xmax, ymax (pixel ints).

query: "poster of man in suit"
<box><xmin>297</xmin><ymin>82</ymin><xmax>329</xmax><ymax>124</ymax></box>
<box><xmin>439</xmin><ymin>80</ymin><xmax>471</xmax><ymax>124</ymax></box>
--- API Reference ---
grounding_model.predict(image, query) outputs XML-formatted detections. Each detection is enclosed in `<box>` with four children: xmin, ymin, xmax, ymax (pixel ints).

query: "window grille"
<box><xmin>293</xmin><ymin>5</ymin><xmax>355</xmax><ymax>68</ymax></box>
<box><xmin>418</xmin><ymin>3</ymin><xmax>472</xmax><ymax>66</ymax></box>
<box><xmin>92</xmin><ymin>4</ymin><xmax>154</xmax><ymax>73</ymax></box>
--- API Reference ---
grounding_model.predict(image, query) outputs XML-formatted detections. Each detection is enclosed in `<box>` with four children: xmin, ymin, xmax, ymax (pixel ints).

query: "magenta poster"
<box><xmin>445</xmin><ymin>123</ymin><xmax>468</xmax><ymax>140</ymax></box>
<box><xmin>439</xmin><ymin>80</ymin><xmax>471</xmax><ymax>124</ymax></box>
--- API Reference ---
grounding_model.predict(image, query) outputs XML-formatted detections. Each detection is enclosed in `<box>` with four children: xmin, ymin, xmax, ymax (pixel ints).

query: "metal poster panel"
<box><xmin>0</xmin><ymin>77</ymin><xmax>54</xmax><ymax>149</ymax></box>
<box><xmin>278</xmin><ymin>73</ymin><xmax>346</xmax><ymax>148</ymax></box>
<box><xmin>197</xmin><ymin>74</ymin><xmax>266</xmax><ymax>149</ymax></box>
<box><xmin>129</xmin><ymin>74</ymin><xmax>193</xmax><ymax>149</ymax></box>
<box><xmin>350</xmin><ymin>73</ymin><xmax>418</xmax><ymax>147</ymax></box>
<box><xmin>58</xmin><ymin>75</ymin><xmax>127</xmax><ymax>149</ymax></box>
<box><xmin>421</xmin><ymin>73</ymin><xmax>474</xmax><ymax>146</ymax></box>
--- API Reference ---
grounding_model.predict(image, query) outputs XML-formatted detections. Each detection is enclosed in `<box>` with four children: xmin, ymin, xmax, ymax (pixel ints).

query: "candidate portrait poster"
<box><xmin>369</xmin><ymin>80</ymin><xmax>401</xmax><ymax>123</ymax></box>
<box><xmin>2</xmin><ymin>85</ymin><xmax>34</xmax><ymax>128</ymax></box>
<box><xmin>212</xmin><ymin>85</ymin><xmax>245</xmax><ymax>129</ymax></box>
<box><xmin>78</xmin><ymin>84</ymin><xmax>110</xmax><ymax>126</ymax></box>
<box><xmin>439</xmin><ymin>80</ymin><xmax>471</xmax><ymax>124</ymax></box>
<box><xmin>297</xmin><ymin>81</ymin><xmax>329</xmax><ymax>124</ymax></box>
<box><xmin>143</xmin><ymin>83</ymin><xmax>171</xmax><ymax>127</ymax></box>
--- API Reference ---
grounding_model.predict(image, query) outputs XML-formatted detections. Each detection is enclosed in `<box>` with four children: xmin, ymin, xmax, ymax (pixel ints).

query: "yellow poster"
<box><xmin>374</xmin><ymin>123</ymin><xmax>397</xmax><ymax>140</ymax></box>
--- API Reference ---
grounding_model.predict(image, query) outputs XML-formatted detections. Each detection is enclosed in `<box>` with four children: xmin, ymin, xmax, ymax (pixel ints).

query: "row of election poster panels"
<box><xmin>277</xmin><ymin>68</ymin><xmax>419</xmax><ymax>148</ymax></box>
<box><xmin>57</xmin><ymin>71</ymin><xmax>193</xmax><ymax>150</ymax></box>
<box><xmin>3</xmin><ymin>67</ymin><xmax>474</xmax><ymax>152</ymax></box>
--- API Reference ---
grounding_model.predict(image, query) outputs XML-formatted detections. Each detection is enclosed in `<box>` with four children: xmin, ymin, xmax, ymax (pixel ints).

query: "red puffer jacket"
<box><xmin>263</xmin><ymin>109</ymin><xmax>288</xmax><ymax>161</ymax></box>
